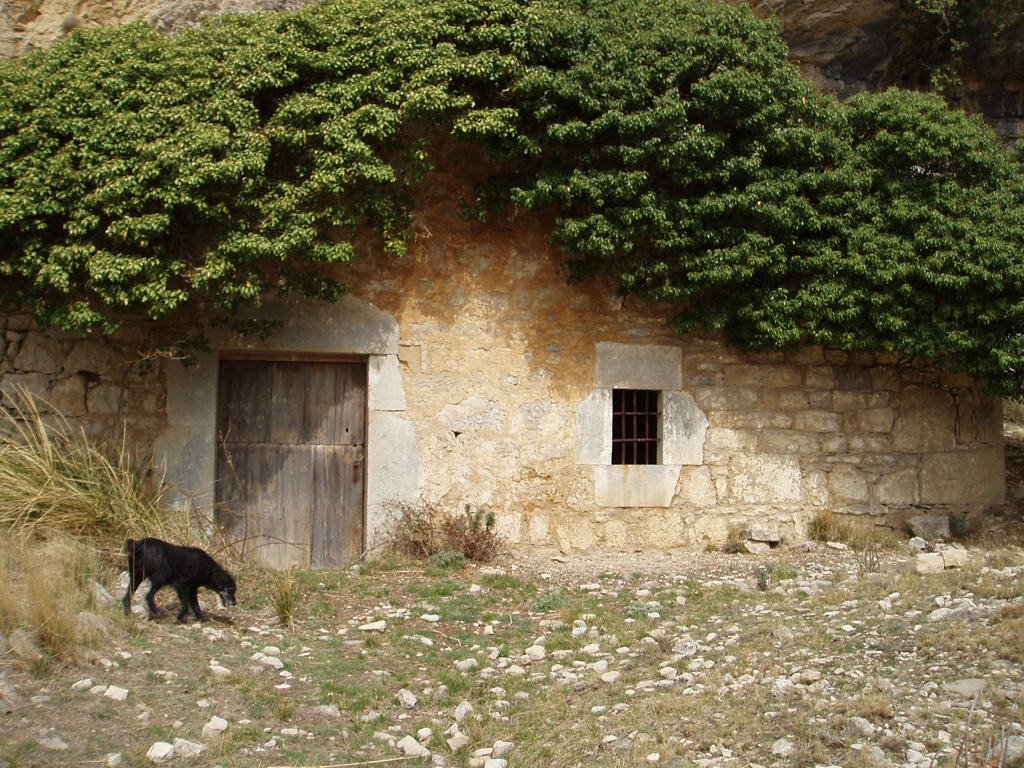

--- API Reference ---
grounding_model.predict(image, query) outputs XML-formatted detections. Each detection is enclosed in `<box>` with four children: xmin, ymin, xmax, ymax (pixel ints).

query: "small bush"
<box><xmin>383</xmin><ymin>502</ymin><xmax>504</xmax><ymax>563</ymax></box>
<box><xmin>808</xmin><ymin>511</ymin><xmax>852</xmax><ymax>543</ymax></box>
<box><xmin>382</xmin><ymin>503</ymin><xmax>445</xmax><ymax>559</ymax></box>
<box><xmin>441</xmin><ymin>506</ymin><xmax>503</xmax><ymax>562</ymax></box>
<box><xmin>722</xmin><ymin>524</ymin><xmax>748</xmax><ymax>554</ymax></box>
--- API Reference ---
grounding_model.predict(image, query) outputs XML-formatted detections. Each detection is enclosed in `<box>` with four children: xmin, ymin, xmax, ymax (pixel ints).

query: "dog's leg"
<box><xmin>145</xmin><ymin>579</ymin><xmax>169</xmax><ymax>618</ymax></box>
<box><xmin>188</xmin><ymin>585</ymin><xmax>206</xmax><ymax>622</ymax></box>
<box><xmin>122</xmin><ymin>573</ymin><xmax>141</xmax><ymax>615</ymax></box>
<box><xmin>172</xmin><ymin>583</ymin><xmax>205</xmax><ymax>622</ymax></box>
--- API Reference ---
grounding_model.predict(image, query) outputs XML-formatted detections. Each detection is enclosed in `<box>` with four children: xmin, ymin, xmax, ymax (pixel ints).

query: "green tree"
<box><xmin>1</xmin><ymin>0</ymin><xmax>1022</xmax><ymax>396</ymax></box>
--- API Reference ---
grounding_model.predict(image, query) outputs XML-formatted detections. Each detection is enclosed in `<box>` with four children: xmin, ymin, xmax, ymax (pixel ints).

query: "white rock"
<box><xmin>209</xmin><ymin>664</ymin><xmax>232</xmax><ymax>679</ymax></box>
<box><xmin>172</xmin><ymin>739</ymin><xmax>204</xmax><ymax>758</ymax></box>
<box><xmin>359</xmin><ymin>620</ymin><xmax>387</xmax><ymax>632</ymax></box>
<box><xmin>455</xmin><ymin>658</ymin><xmax>478</xmax><ymax>672</ymax></box>
<box><xmin>454</xmin><ymin>701</ymin><xmax>474</xmax><ymax>722</ymax></box>
<box><xmin>447</xmin><ymin>732</ymin><xmax>471</xmax><ymax>753</ymax></box>
<box><xmin>771</xmin><ymin>738</ymin><xmax>795</xmax><ymax>756</ymax></box>
<box><xmin>104</xmin><ymin>685</ymin><xmax>129</xmax><ymax>702</ymax></box>
<box><xmin>262</xmin><ymin>645</ymin><xmax>282</xmax><ymax>656</ymax></box>
<box><xmin>421</xmin><ymin>614</ymin><xmax>441</xmax><ymax>622</ymax></box>
<box><xmin>484</xmin><ymin>760</ymin><xmax>507</xmax><ymax>768</ymax></box>
<box><xmin>397</xmin><ymin>735</ymin><xmax>431</xmax><ymax>757</ymax></box>
<box><xmin>202</xmin><ymin>716</ymin><xmax>229</xmax><ymax>739</ymax></box>
<box><xmin>915</xmin><ymin>553</ymin><xmax>944</xmax><ymax>574</ymax></box>
<box><xmin>398</xmin><ymin>688</ymin><xmax>418</xmax><ymax>708</ymax></box>
<box><xmin>72</xmin><ymin>678</ymin><xmax>94</xmax><ymax>692</ymax></box>
<box><xmin>146</xmin><ymin>742</ymin><xmax>175</xmax><ymax>763</ymax></box>
<box><xmin>493</xmin><ymin>740</ymin><xmax>514</xmax><ymax>756</ymax></box>
<box><xmin>525</xmin><ymin>645</ymin><xmax>546</xmax><ymax>661</ymax></box>
<box><xmin>257</xmin><ymin>654</ymin><xmax>285</xmax><ymax>670</ymax></box>
<box><xmin>600</xmin><ymin>671</ymin><xmax>621</xmax><ymax>684</ymax></box>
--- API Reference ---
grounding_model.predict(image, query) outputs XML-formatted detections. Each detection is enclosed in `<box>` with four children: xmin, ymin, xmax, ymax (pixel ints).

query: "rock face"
<box><xmin>2</xmin><ymin>0</ymin><xmax>1021</xmax><ymax>136</ymax></box>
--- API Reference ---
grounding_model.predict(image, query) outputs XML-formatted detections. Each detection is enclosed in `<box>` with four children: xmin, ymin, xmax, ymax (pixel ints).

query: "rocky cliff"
<box><xmin>1</xmin><ymin>0</ymin><xmax>1021</xmax><ymax>137</ymax></box>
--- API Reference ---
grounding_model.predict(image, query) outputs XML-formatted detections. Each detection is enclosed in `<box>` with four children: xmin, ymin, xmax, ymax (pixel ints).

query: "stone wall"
<box><xmin>0</xmin><ymin>163</ymin><xmax>1007</xmax><ymax>553</ymax></box>
<box><xmin>316</xmin><ymin>166</ymin><xmax>1003</xmax><ymax>551</ymax></box>
<box><xmin>0</xmin><ymin>312</ymin><xmax>166</xmax><ymax>451</ymax></box>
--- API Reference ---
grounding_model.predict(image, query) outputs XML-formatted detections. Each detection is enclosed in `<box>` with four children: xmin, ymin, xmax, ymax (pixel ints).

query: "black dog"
<box><xmin>122</xmin><ymin>538</ymin><xmax>237</xmax><ymax>622</ymax></box>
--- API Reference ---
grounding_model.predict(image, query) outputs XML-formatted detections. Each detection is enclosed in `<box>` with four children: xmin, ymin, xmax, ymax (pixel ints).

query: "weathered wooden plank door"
<box><xmin>216</xmin><ymin>359</ymin><xmax>366</xmax><ymax>568</ymax></box>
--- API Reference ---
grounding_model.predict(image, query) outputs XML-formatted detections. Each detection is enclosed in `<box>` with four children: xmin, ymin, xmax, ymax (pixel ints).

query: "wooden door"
<box><xmin>215</xmin><ymin>359</ymin><xmax>366</xmax><ymax>568</ymax></box>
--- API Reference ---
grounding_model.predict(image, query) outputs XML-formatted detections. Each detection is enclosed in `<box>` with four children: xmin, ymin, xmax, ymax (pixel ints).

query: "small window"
<box><xmin>612</xmin><ymin>389</ymin><xmax>660</xmax><ymax>465</ymax></box>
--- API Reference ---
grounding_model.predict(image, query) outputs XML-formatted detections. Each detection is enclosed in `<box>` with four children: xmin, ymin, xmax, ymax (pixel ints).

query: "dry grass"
<box><xmin>0</xmin><ymin>533</ymin><xmax>108</xmax><ymax>662</ymax></box>
<box><xmin>808</xmin><ymin>510</ymin><xmax>853</xmax><ymax>543</ymax></box>
<box><xmin>0</xmin><ymin>390</ymin><xmax>212</xmax><ymax>663</ymax></box>
<box><xmin>0</xmin><ymin>389</ymin><xmax>189</xmax><ymax>544</ymax></box>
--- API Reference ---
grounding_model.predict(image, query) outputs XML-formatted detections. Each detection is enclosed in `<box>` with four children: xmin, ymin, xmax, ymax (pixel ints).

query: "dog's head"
<box><xmin>214</xmin><ymin>572</ymin><xmax>237</xmax><ymax>608</ymax></box>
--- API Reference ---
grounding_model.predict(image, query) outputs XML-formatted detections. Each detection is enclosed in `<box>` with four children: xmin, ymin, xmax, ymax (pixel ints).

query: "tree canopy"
<box><xmin>1</xmin><ymin>0</ymin><xmax>1023</xmax><ymax>396</ymax></box>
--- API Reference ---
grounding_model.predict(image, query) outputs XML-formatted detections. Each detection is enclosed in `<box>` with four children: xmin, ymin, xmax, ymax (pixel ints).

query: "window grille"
<box><xmin>612</xmin><ymin>389</ymin><xmax>660</xmax><ymax>465</ymax></box>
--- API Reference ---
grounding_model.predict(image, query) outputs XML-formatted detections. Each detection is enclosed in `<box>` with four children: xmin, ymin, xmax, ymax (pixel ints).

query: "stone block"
<box><xmin>914</xmin><ymin>552</ymin><xmax>944</xmax><ymax>574</ymax></box>
<box><xmin>842</xmin><ymin>408</ymin><xmax>895</xmax><ymax>433</ymax></box>
<box><xmin>920</xmin><ymin>448</ymin><xmax>1004</xmax><ymax>505</ymax></box>
<box><xmin>693</xmin><ymin>386</ymin><xmax>760</xmax><ymax>411</ymax></box>
<box><xmin>661</xmin><ymin>390</ymin><xmax>708</xmax><ymax>465</ymax></box>
<box><xmin>938</xmin><ymin>544</ymin><xmax>970</xmax><ymax>569</ymax></box>
<box><xmin>757</xmin><ymin>429</ymin><xmax>819</xmax><ymax>454</ymax></box>
<box><xmin>675</xmin><ymin>466</ymin><xmax>718</xmax><ymax>506</ymax></box>
<box><xmin>836</xmin><ymin>366</ymin><xmax>873</xmax><ymax>391</ymax></box>
<box><xmin>63</xmin><ymin>340</ymin><xmax>120</xmax><ymax>376</ymax></box>
<box><xmin>13</xmin><ymin>331</ymin><xmax>63</xmax><ymax>374</ymax></box>
<box><xmin>875</xmin><ymin>468</ymin><xmax>919</xmax><ymax>505</ymax></box>
<box><xmin>746</xmin><ymin>527</ymin><xmax>781</xmax><ymax>543</ymax></box>
<box><xmin>893</xmin><ymin>385</ymin><xmax>955</xmax><ymax>452</ymax></box>
<box><xmin>828</xmin><ymin>465</ymin><xmax>869</xmax><ymax>502</ymax></box>
<box><xmin>596</xmin><ymin>342</ymin><xmax>682</xmax><ymax>391</ymax></box>
<box><xmin>704</xmin><ymin>428</ymin><xmax>757</xmax><ymax>452</ymax></box>
<box><xmin>730</xmin><ymin>455</ymin><xmax>803</xmax><ymax>504</ymax></box>
<box><xmin>723</xmin><ymin>364</ymin><xmax>801</xmax><ymax>389</ymax></box>
<box><xmin>794</xmin><ymin>411</ymin><xmax>839</xmax><ymax>432</ymax></box>
<box><xmin>803</xmin><ymin>367</ymin><xmax>835</xmax><ymax>389</ymax></box>
<box><xmin>0</xmin><ymin>372</ymin><xmax>49</xmax><ymax>405</ymax></box>
<box><xmin>49</xmin><ymin>375</ymin><xmax>86</xmax><ymax>416</ymax></box>
<box><xmin>595</xmin><ymin>465</ymin><xmax>681</xmax><ymax>507</ymax></box>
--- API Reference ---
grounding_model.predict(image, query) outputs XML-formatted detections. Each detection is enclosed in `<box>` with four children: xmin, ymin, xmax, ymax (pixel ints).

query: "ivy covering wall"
<box><xmin>1</xmin><ymin>0</ymin><xmax>1022</xmax><ymax>396</ymax></box>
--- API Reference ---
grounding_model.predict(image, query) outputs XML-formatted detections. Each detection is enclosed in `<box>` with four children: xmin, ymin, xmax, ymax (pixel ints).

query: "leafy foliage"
<box><xmin>1</xmin><ymin>0</ymin><xmax>1023</xmax><ymax>395</ymax></box>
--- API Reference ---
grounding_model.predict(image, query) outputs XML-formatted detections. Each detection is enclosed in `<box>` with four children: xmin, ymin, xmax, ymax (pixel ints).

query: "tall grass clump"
<box><xmin>808</xmin><ymin>510</ymin><xmax>853</xmax><ymax>543</ymax></box>
<box><xmin>0</xmin><ymin>534</ymin><xmax>107</xmax><ymax>662</ymax></box>
<box><xmin>0</xmin><ymin>388</ymin><xmax>185</xmax><ymax>544</ymax></box>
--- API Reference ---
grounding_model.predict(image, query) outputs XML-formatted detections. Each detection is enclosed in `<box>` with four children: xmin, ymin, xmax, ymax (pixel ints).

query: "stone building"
<box><xmin>0</xmin><ymin>163</ymin><xmax>1006</xmax><ymax>566</ymax></box>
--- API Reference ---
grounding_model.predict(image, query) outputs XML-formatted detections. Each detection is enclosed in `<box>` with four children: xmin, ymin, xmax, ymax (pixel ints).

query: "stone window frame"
<box><xmin>575</xmin><ymin>342</ymin><xmax>708</xmax><ymax>507</ymax></box>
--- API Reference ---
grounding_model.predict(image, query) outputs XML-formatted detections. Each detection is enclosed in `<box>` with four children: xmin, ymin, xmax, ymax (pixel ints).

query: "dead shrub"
<box><xmin>382</xmin><ymin>502</ymin><xmax>445</xmax><ymax>558</ymax></box>
<box><xmin>382</xmin><ymin>502</ymin><xmax>504</xmax><ymax>562</ymax></box>
<box><xmin>441</xmin><ymin>505</ymin><xmax>503</xmax><ymax>562</ymax></box>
